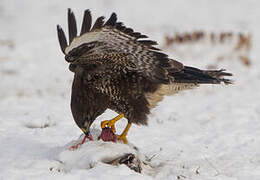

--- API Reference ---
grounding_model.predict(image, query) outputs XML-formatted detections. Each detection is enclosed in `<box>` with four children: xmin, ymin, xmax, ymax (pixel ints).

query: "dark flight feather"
<box><xmin>105</xmin><ymin>13</ymin><xmax>117</xmax><ymax>26</ymax></box>
<box><xmin>138</xmin><ymin>40</ymin><xmax>158</xmax><ymax>46</ymax></box>
<box><xmin>91</xmin><ymin>16</ymin><xmax>105</xmax><ymax>31</ymax></box>
<box><xmin>57</xmin><ymin>25</ymin><xmax>68</xmax><ymax>54</ymax></box>
<box><xmin>115</xmin><ymin>22</ymin><xmax>126</xmax><ymax>31</ymax></box>
<box><xmin>68</xmin><ymin>8</ymin><xmax>77</xmax><ymax>43</ymax></box>
<box><xmin>132</xmin><ymin>32</ymin><xmax>148</xmax><ymax>39</ymax></box>
<box><xmin>124</xmin><ymin>28</ymin><xmax>134</xmax><ymax>34</ymax></box>
<box><xmin>170</xmin><ymin>66</ymin><xmax>233</xmax><ymax>84</ymax></box>
<box><xmin>80</xmin><ymin>9</ymin><xmax>92</xmax><ymax>35</ymax></box>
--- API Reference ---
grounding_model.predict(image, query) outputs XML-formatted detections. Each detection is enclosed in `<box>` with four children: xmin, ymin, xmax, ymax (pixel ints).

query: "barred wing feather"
<box><xmin>57</xmin><ymin>9</ymin><xmax>183</xmax><ymax>83</ymax></box>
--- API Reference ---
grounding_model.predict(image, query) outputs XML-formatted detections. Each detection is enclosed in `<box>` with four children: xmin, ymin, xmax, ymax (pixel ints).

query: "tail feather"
<box><xmin>147</xmin><ymin>66</ymin><xmax>233</xmax><ymax>109</ymax></box>
<box><xmin>170</xmin><ymin>66</ymin><xmax>233</xmax><ymax>85</ymax></box>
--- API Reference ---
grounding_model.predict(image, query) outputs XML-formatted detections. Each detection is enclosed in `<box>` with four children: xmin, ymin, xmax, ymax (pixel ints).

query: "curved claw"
<box><xmin>101</xmin><ymin>121</ymin><xmax>117</xmax><ymax>133</ymax></box>
<box><xmin>101</xmin><ymin>114</ymin><xmax>124</xmax><ymax>133</ymax></box>
<box><xmin>116</xmin><ymin>134</ymin><xmax>128</xmax><ymax>144</ymax></box>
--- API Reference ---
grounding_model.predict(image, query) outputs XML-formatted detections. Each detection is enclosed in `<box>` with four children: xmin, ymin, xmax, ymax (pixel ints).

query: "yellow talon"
<box><xmin>101</xmin><ymin>113</ymin><xmax>124</xmax><ymax>133</ymax></box>
<box><xmin>101</xmin><ymin>114</ymin><xmax>132</xmax><ymax>144</ymax></box>
<box><xmin>116</xmin><ymin>135</ymin><xmax>128</xmax><ymax>144</ymax></box>
<box><xmin>117</xmin><ymin>122</ymin><xmax>132</xmax><ymax>144</ymax></box>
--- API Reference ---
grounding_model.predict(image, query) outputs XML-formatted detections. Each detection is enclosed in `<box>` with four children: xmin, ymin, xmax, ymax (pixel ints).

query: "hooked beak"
<box><xmin>81</xmin><ymin>128</ymin><xmax>90</xmax><ymax>136</ymax></box>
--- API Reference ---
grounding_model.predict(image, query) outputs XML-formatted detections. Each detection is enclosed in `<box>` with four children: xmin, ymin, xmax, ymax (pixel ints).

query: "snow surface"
<box><xmin>0</xmin><ymin>0</ymin><xmax>260</xmax><ymax>179</ymax></box>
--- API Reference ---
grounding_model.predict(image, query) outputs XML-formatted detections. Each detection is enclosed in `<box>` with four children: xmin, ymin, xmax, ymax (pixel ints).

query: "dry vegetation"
<box><xmin>0</xmin><ymin>39</ymin><xmax>14</xmax><ymax>62</ymax></box>
<box><xmin>0</xmin><ymin>39</ymin><xmax>14</xmax><ymax>49</ymax></box>
<box><xmin>163</xmin><ymin>31</ymin><xmax>252</xmax><ymax>67</ymax></box>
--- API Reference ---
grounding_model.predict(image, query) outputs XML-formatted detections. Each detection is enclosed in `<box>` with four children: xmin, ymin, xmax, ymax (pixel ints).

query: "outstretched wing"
<box><xmin>57</xmin><ymin>9</ymin><xmax>183</xmax><ymax>83</ymax></box>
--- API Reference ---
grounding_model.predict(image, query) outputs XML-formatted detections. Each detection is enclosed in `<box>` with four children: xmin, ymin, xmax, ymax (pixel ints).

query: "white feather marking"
<box><xmin>65</xmin><ymin>28</ymin><xmax>135</xmax><ymax>54</ymax></box>
<box><xmin>65</xmin><ymin>31</ymin><xmax>100</xmax><ymax>54</ymax></box>
<box><xmin>146</xmin><ymin>83</ymin><xmax>198</xmax><ymax>109</ymax></box>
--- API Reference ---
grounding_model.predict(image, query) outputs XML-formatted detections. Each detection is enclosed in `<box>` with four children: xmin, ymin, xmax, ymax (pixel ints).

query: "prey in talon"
<box><xmin>99</xmin><ymin>127</ymin><xmax>117</xmax><ymax>142</ymax></box>
<box><xmin>99</xmin><ymin>114</ymin><xmax>131</xmax><ymax>143</ymax></box>
<box><xmin>57</xmin><ymin>9</ymin><xmax>232</xmax><ymax>149</ymax></box>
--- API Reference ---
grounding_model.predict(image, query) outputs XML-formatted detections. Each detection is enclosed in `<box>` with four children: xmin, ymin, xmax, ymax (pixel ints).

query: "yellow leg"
<box><xmin>101</xmin><ymin>113</ymin><xmax>124</xmax><ymax>133</ymax></box>
<box><xmin>117</xmin><ymin>122</ymin><xmax>132</xmax><ymax>144</ymax></box>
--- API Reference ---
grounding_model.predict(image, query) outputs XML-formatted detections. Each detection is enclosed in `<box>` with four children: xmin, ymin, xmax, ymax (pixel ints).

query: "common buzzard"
<box><xmin>57</xmin><ymin>9</ymin><xmax>232</xmax><ymax>149</ymax></box>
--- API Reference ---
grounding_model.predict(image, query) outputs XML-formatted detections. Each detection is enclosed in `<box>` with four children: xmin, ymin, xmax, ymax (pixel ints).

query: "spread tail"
<box><xmin>170</xmin><ymin>66</ymin><xmax>233</xmax><ymax>85</ymax></box>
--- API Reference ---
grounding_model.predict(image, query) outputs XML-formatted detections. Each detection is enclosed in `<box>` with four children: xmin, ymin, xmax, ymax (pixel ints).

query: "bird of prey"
<box><xmin>57</xmin><ymin>9</ymin><xmax>232</xmax><ymax>149</ymax></box>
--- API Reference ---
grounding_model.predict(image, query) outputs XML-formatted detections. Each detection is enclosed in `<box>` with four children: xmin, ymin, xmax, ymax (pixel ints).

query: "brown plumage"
<box><xmin>57</xmin><ymin>9</ymin><xmax>232</xmax><ymax>138</ymax></box>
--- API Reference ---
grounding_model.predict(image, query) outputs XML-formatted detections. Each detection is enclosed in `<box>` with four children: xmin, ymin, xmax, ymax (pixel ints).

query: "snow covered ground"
<box><xmin>0</xmin><ymin>0</ymin><xmax>260</xmax><ymax>179</ymax></box>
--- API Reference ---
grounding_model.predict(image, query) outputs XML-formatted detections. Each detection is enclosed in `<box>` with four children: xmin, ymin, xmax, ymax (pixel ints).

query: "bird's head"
<box><xmin>64</xmin><ymin>41</ymin><xmax>98</xmax><ymax>64</ymax></box>
<box><xmin>57</xmin><ymin>9</ymin><xmax>101</xmax><ymax>72</ymax></box>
